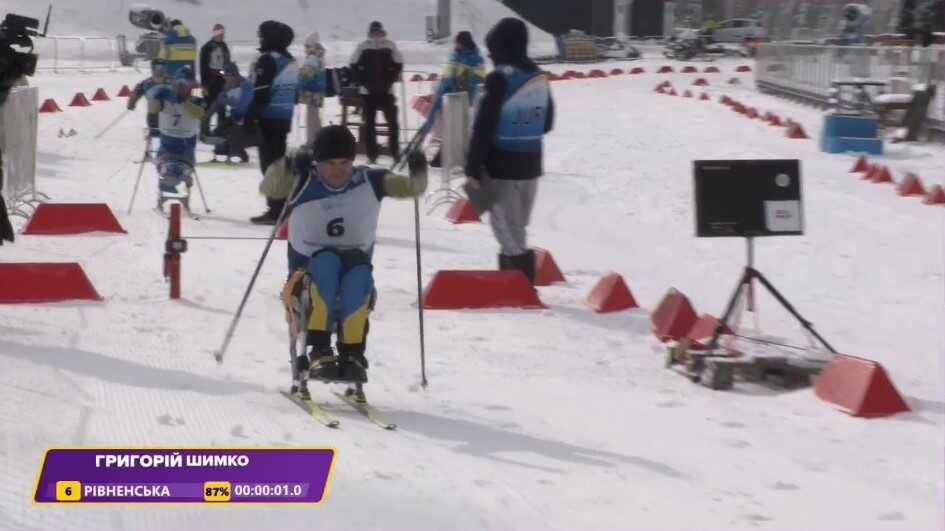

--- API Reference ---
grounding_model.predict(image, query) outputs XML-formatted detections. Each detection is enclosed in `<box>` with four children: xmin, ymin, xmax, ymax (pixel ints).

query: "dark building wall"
<box><xmin>631</xmin><ymin>0</ymin><xmax>665</xmax><ymax>36</ymax></box>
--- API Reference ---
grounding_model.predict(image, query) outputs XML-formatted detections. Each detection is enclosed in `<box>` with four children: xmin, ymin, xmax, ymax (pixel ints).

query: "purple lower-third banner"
<box><xmin>33</xmin><ymin>448</ymin><xmax>336</xmax><ymax>504</ymax></box>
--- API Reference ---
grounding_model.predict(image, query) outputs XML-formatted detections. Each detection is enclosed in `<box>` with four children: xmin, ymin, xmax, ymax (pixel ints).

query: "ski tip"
<box><xmin>213</xmin><ymin>351</ymin><xmax>223</xmax><ymax>364</ymax></box>
<box><xmin>384</xmin><ymin>424</ymin><xmax>397</xmax><ymax>431</ymax></box>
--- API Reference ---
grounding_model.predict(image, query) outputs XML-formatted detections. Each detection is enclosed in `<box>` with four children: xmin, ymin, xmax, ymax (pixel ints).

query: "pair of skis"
<box><xmin>283</xmin><ymin>276</ymin><xmax>396</xmax><ymax>431</ymax></box>
<box><xmin>280</xmin><ymin>387</ymin><xmax>396</xmax><ymax>430</ymax></box>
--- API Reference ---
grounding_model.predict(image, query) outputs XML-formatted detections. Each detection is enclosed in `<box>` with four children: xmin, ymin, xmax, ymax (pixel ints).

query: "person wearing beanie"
<box><xmin>127</xmin><ymin>59</ymin><xmax>168</xmax><ymax>143</ymax></box>
<box><xmin>199</xmin><ymin>23</ymin><xmax>232</xmax><ymax>135</ymax></box>
<box><xmin>205</xmin><ymin>62</ymin><xmax>256</xmax><ymax>163</ymax></box>
<box><xmin>425</xmin><ymin>30</ymin><xmax>486</xmax><ymax>167</ymax></box>
<box><xmin>299</xmin><ymin>32</ymin><xmax>327</xmax><ymax>147</ymax></box>
<box><xmin>248</xmin><ymin>20</ymin><xmax>299</xmax><ymax>224</ymax></box>
<box><xmin>143</xmin><ymin>65</ymin><xmax>208</xmax><ymax>213</ymax></box>
<box><xmin>349</xmin><ymin>20</ymin><xmax>404</xmax><ymax>163</ymax></box>
<box><xmin>280</xmin><ymin>125</ymin><xmax>428</xmax><ymax>391</ymax></box>
<box><xmin>464</xmin><ymin>17</ymin><xmax>555</xmax><ymax>286</ymax></box>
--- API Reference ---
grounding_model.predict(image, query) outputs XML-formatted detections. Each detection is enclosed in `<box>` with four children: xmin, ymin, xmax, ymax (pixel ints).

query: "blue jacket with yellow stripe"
<box><xmin>158</xmin><ymin>24</ymin><xmax>197</xmax><ymax>80</ymax></box>
<box><xmin>425</xmin><ymin>47</ymin><xmax>486</xmax><ymax>123</ymax></box>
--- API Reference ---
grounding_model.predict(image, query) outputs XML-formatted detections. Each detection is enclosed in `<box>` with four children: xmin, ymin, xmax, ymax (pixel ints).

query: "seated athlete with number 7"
<box><xmin>281</xmin><ymin>126</ymin><xmax>427</xmax><ymax>390</ymax></box>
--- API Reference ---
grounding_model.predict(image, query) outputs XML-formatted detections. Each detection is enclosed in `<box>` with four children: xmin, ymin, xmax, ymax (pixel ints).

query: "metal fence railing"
<box><xmin>755</xmin><ymin>43</ymin><xmax>945</xmax><ymax>136</ymax></box>
<box><xmin>34</xmin><ymin>36</ymin><xmax>121</xmax><ymax>73</ymax></box>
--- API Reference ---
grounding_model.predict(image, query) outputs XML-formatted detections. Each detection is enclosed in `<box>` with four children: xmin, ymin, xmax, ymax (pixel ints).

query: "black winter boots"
<box><xmin>498</xmin><ymin>250</ymin><xmax>536</xmax><ymax>286</ymax></box>
<box><xmin>250</xmin><ymin>198</ymin><xmax>285</xmax><ymax>225</ymax></box>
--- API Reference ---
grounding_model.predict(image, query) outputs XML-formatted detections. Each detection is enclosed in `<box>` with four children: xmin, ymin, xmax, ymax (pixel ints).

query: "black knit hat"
<box><xmin>369</xmin><ymin>21</ymin><xmax>384</xmax><ymax>34</ymax></box>
<box><xmin>455</xmin><ymin>31</ymin><xmax>475</xmax><ymax>50</ymax></box>
<box><xmin>313</xmin><ymin>126</ymin><xmax>357</xmax><ymax>162</ymax></box>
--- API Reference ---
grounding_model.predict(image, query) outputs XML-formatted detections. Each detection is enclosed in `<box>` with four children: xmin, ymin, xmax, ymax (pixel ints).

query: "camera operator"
<box><xmin>0</xmin><ymin>10</ymin><xmax>47</xmax><ymax>245</ymax></box>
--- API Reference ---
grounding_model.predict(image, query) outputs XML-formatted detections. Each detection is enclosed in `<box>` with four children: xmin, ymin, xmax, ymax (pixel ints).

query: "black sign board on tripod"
<box><xmin>692</xmin><ymin>159</ymin><xmax>835</xmax><ymax>355</ymax></box>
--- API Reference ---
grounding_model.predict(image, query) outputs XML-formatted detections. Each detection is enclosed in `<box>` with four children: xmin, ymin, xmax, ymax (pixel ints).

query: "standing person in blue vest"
<box><xmin>157</xmin><ymin>19</ymin><xmax>197</xmax><ymax>80</ymax></box>
<box><xmin>463</xmin><ymin>17</ymin><xmax>555</xmax><ymax>286</ymax></box>
<box><xmin>425</xmin><ymin>30</ymin><xmax>486</xmax><ymax>168</ymax></box>
<box><xmin>248</xmin><ymin>20</ymin><xmax>299</xmax><ymax>225</ymax></box>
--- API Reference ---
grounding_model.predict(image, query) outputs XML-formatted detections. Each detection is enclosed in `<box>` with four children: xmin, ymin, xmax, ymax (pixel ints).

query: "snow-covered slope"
<box><xmin>2</xmin><ymin>54</ymin><xmax>944</xmax><ymax>530</ymax></box>
<box><xmin>5</xmin><ymin>0</ymin><xmax>552</xmax><ymax>45</ymax></box>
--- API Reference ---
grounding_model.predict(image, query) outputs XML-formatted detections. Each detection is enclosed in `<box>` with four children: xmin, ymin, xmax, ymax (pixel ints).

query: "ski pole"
<box><xmin>94</xmin><ymin>109</ymin><xmax>132</xmax><ymax>140</ymax></box>
<box><xmin>127</xmin><ymin>134</ymin><xmax>152</xmax><ymax>214</ymax></box>
<box><xmin>214</xmin><ymin>173</ymin><xmax>300</xmax><ymax>364</ymax></box>
<box><xmin>396</xmin><ymin>119</ymin><xmax>433</xmax><ymax>387</ymax></box>
<box><xmin>191</xmin><ymin>167</ymin><xmax>212</xmax><ymax>213</ymax></box>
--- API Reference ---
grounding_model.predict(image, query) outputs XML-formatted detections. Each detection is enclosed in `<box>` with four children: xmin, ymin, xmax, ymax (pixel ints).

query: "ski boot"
<box><xmin>308</xmin><ymin>347</ymin><xmax>342</xmax><ymax>382</ymax></box>
<box><xmin>344</xmin><ymin>383</ymin><xmax>367</xmax><ymax>404</ymax></box>
<box><xmin>337</xmin><ymin>344</ymin><xmax>368</xmax><ymax>384</ymax></box>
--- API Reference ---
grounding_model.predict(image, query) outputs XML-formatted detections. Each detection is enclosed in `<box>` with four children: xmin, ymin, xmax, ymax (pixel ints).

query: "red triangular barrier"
<box><xmin>786</xmin><ymin>122</ymin><xmax>808</xmax><ymax>139</ymax></box>
<box><xmin>548</xmin><ymin>73</ymin><xmax>561</xmax><ymax>81</ymax></box>
<box><xmin>422</xmin><ymin>270</ymin><xmax>544</xmax><ymax>309</ymax></box>
<box><xmin>897</xmin><ymin>173</ymin><xmax>925</xmax><ymax>196</ymax></box>
<box><xmin>69</xmin><ymin>92</ymin><xmax>91</xmax><ymax>107</ymax></box>
<box><xmin>276</xmin><ymin>221</ymin><xmax>288</xmax><ymax>240</ymax></box>
<box><xmin>22</xmin><ymin>203</ymin><xmax>126</xmax><ymax>235</ymax></box>
<box><xmin>814</xmin><ymin>354</ymin><xmax>910</xmax><ymax>417</ymax></box>
<box><xmin>0</xmin><ymin>263</ymin><xmax>103</xmax><ymax>303</ymax></box>
<box><xmin>692</xmin><ymin>78</ymin><xmax>708</xmax><ymax>86</ymax></box>
<box><xmin>610</xmin><ymin>68</ymin><xmax>624</xmax><ymax>76</ymax></box>
<box><xmin>767</xmin><ymin>114</ymin><xmax>784</xmax><ymax>126</ymax></box>
<box><xmin>745</xmin><ymin>107</ymin><xmax>759</xmax><ymax>119</ymax></box>
<box><xmin>117</xmin><ymin>85</ymin><xmax>131</xmax><ymax>97</ymax></box>
<box><xmin>704</xmin><ymin>66</ymin><xmax>720</xmax><ymax>73</ymax></box>
<box><xmin>728</xmin><ymin>77</ymin><xmax>741</xmax><ymax>85</ymax></box>
<box><xmin>586</xmin><ymin>272</ymin><xmax>638</xmax><ymax>313</ymax></box>
<box><xmin>91</xmin><ymin>88</ymin><xmax>110</xmax><ymax>101</ymax></box>
<box><xmin>685</xmin><ymin>314</ymin><xmax>733</xmax><ymax>350</ymax></box>
<box><xmin>563</xmin><ymin>70</ymin><xmax>578</xmax><ymax>79</ymax></box>
<box><xmin>870</xmin><ymin>165</ymin><xmax>893</xmax><ymax>184</ymax></box>
<box><xmin>573</xmin><ymin>71</ymin><xmax>587</xmax><ymax>79</ymax></box>
<box><xmin>657</xmin><ymin>65</ymin><xmax>674</xmax><ymax>73</ymax></box>
<box><xmin>683</xmin><ymin>90</ymin><xmax>693</xmax><ymax>98</ymax></box>
<box><xmin>681</xmin><ymin>65</ymin><xmax>698</xmax><ymax>73</ymax></box>
<box><xmin>446</xmin><ymin>198</ymin><xmax>481</xmax><ymax>224</ymax></box>
<box><xmin>411</xmin><ymin>73</ymin><xmax>425</xmax><ymax>82</ymax></box>
<box><xmin>850</xmin><ymin>155</ymin><xmax>869</xmax><ymax>173</ymax></box>
<box><xmin>427</xmin><ymin>73</ymin><xmax>439</xmax><ymax>81</ymax></box>
<box><xmin>588</xmin><ymin>69</ymin><xmax>607</xmax><ymax>78</ymax></box>
<box><xmin>922</xmin><ymin>184</ymin><xmax>945</xmax><ymax>205</ymax></box>
<box><xmin>651</xmin><ymin>288</ymin><xmax>698</xmax><ymax>342</ymax></box>
<box><xmin>700</xmin><ymin>92</ymin><xmax>710</xmax><ymax>101</ymax></box>
<box><xmin>655</xmin><ymin>85</ymin><xmax>665</xmax><ymax>94</ymax></box>
<box><xmin>630</xmin><ymin>67</ymin><xmax>645</xmax><ymax>74</ymax></box>
<box><xmin>39</xmin><ymin>98</ymin><xmax>62</xmax><ymax>113</ymax></box>
<box><xmin>736</xmin><ymin>65</ymin><xmax>752</xmax><ymax>72</ymax></box>
<box><xmin>533</xmin><ymin>247</ymin><xmax>565</xmax><ymax>286</ymax></box>
<box><xmin>720</xmin><ymin>95</ymin><xmax>731</xmax><ymax>105</ymax></box>
<box><xmin>667</xmin><ymin>88</ymin><xmax>677</xmax><ymax>96</ymax></box>
<box><xmin>861</xmin><ymin>164</ymin><xmax>878</xmax><ymax>181</ymax></box>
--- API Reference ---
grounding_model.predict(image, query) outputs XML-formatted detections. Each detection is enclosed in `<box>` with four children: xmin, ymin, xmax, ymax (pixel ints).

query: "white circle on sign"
<box><xmin>775</xmin><ymin>173</ymin><xmax>790</xmax><ymax>187</ymax></box>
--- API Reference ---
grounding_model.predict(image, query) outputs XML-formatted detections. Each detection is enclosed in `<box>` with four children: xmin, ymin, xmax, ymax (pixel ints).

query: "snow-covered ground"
<box><xmin>2</xmin><ymin>47</ymin><xmax>944</xmax><ymax>531</ymax></box>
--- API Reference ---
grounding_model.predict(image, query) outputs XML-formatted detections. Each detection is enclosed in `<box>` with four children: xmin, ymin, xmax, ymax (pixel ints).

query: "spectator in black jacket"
<box><xmin>248</xmin><ymin>20</ymin><xmax>298</xmax><ymax>225</ymax></box>
<box><xmin>350</xmin><ymin>21</ymin><xmax>404</xmax><ymax>163</ymax></box>
<box><xmin>464</xmin><ymin>17</ymin><xmax>555</xmax><ymax>285</ymax></box>
<box><xmin>199</xmin><ymin>23</ymin><xmax>231</xmax><ymax>135</ymax></box>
